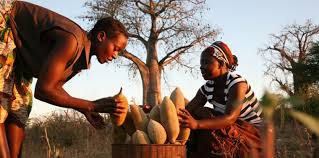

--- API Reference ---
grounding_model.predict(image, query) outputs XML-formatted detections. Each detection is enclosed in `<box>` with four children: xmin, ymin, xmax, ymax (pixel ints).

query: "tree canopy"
<box><xmin>260</xmin><ymin>20</ymin><xmax>319</xmax><ymax>96</ymax></box>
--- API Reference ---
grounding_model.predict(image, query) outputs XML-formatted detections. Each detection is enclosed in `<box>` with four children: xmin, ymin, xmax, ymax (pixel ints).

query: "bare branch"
<box><xmin>157</xmin><ymin>16</ymin><xmax>188</xmax><ymax>34</ymax></box>
<box><xmin>134</xmin><ymin>0</ymin><xmax>151</xmax><ymax>14</ymax></box>
<box><xmin>266</xmin><ymin>46</ymin><xmax>295</xmax><ymax>64</ymax></box>
<box><xmin>120</xmin><ymin>50</ymin><xmax>147</xmax><ymax>72</ymax></box>
<box><xmin>162</xmin><ymin>46</ymin><xmax>193</xmax><ymax>66</ymax></box>
<box><xmin>159</xmin><ymin>44</ymin><xmax>192</xmax><ymax>65</ymax></box>
<box><xmin>260</xmin><ymin>20</ymin><xmax>319</xmax><ymax>95</ymax></box>
<box><xmin>155</xmin><ymin>0</ymin><xmax>175</xmax><ymax>16</ymax></box>
<box><xmin>274</xmin><ymin>78</ymin><xmax>294</xmax><ymax>96</ymax></box>
<box><xmin>129</xmin><ymin>33</ymin><xmax>147</xmax><ymax>46</ymax></box>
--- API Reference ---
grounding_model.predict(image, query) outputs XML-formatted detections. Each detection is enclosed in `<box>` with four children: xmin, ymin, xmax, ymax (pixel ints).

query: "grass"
<box><xmin>22</xmin><ymin>110</ymin><xmax>113</xmax><ymax>158</ymax></box>
<box><xmin>21</xmin><ymin>109</ymin><xmax>316</xmax><ymax>158</ymax></box>
<box><xmin>275</xmin><ymin>120</ymin><xmax>313</xmax><ymax>158</ymax></box>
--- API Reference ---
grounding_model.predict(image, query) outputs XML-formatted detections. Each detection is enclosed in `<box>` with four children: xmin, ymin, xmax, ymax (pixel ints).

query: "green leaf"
<box><xmin>260</xmin><ymin>91</ymin><xmax>280</xmax><ymax>108</ymax></box>
<box><xmin>290</xmin><ymin>110</ymin><xmax>319</xmax><ymax>136</ymax></box>
<box><xmin>285</xmin><ymin>95</ymin><xmax>305</xmax><ymax>107</ymax></box>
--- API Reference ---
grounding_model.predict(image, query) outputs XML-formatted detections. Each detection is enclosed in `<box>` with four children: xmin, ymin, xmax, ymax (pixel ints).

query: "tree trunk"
<box><xmin>144</xmin><ymin>18</ymin><xmax>161</xmax><ymax>108</ymax></box>
<box><xmin>143</xmin><ymin>60</ymin><xmax>161</xmax><ymax>107</ymax></box>
<box><xmin>280</xmin><ymin>104</ymin><xmax>285</xmax><ymax>131</ymax></box>
<box><xmin>141</xmin><ymin>71</ymin><xmax>149</xmax><ymax>105</ymax></box>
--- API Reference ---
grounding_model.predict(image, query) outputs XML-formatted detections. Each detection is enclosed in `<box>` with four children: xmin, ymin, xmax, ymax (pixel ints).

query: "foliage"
<box><xmin>289</xmin><ymin>110</ymin><xmax>319</xmax><ymax>136</ymax></box>
<box><xmin>303</xmin><ymin>41</ymin><xmax>319</xmax><ymax>83</ymax></box>
<box><xmin>260</xmin><ymin>91</ymin><xmax>319</xmax><ymax>137</ymax></box>
<box><xmin>259</xmin><ymin>91</ymin><xmax>283</xmax><ymax>121</ymax></box>
<box><xmin>259</xmin><ymin>20</ymin><xmax>319</xmax><ymax>96</ymax></box>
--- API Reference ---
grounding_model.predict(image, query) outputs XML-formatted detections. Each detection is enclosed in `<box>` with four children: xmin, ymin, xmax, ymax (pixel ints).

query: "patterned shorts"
<box><xmin>0</xmin><ymin>0</ymin><xmax>33</xmax><ymax>127</ymax></box>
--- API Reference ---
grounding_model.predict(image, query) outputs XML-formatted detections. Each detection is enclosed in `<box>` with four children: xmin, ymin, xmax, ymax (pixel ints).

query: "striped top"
<box><xmin>200</xmin><ymin>72</ymin><xmax>263</xmax><ymax>126</ymax></box>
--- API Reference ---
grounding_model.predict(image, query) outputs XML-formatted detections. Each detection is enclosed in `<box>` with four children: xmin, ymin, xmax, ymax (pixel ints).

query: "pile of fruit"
<box><xmin>112</xmin><ymin>87</ymin><xmax>190</xmax><ymax>145</ymax></box>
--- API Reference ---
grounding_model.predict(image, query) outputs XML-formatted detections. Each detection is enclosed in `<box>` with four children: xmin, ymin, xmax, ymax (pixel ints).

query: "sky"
<box><xmin>22</xmin><ymin>0</ymin><xmax>319</xmax><ymax>118</ymax></box>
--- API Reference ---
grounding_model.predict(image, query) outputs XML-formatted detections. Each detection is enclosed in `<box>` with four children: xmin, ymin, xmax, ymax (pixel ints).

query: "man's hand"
<box><xmin>112</xmin><ymin>96</ymin><xmax>128</xmax><ymax>117</ymax></box>
<box><xmin>94</xmin><ymin>97</ymin><xmax>127</xmax><ymax>115</ymax></box>
<box><xmin>82</xmin><ymin>111</ymin><xmax>106</xmax><ymax>129</ymax></box>
<box><xmin>93</xmin><ymin>97</ymin><xmax>115</xmax><ymax>113</ymax></box>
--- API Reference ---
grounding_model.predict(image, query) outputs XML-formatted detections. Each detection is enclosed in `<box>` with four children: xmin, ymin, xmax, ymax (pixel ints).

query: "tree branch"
<box><xmin>274</xmin><ymin>78</ymin><xmax>294</xmax><ymax>96</ymax></box>
<box><xmin>275</xmin><ymin>63</ymin><xmax>292</xmax><ymax>71</ymax></box>
<box><xmin>159</xmin><ymin>29</ymin><xmax>215</xmax><ymax>66</ymax></box>
<box><xmin>134</xmin><ymin>0</ymin><xmax>151</xmax><ymax>14</ymax></box>
<box><xmin>129</xmin><ymin>33</ymin><xmax>147</xmax><ymax>46</ymax></box>
<box><xmin>266</xmin><ymin>46</ymin><xmax>295</xmax><ymax>64</ymax></box>
<box><xmin>155</xmin><ymin>0</ymin><xmax>175</xmax><ymax>16</ymax></box>
<box><xmin>159</xmin><ymin>44</ymin><xmax>193</xmax><ymax>66</ymax></box>
<box><xmin>158</xmin><ymin>16</ymin><xmax>187</xmax><ymax>34</ymax></box>
<box><xmin>162</xmin><ymin>46</ymin><xmax>193</xmax><ymax>66</ymax></box>
<box><xmin>120</xmin><ymin>50</ymin><xmax>147</xmax><ymax>72</ymax></box>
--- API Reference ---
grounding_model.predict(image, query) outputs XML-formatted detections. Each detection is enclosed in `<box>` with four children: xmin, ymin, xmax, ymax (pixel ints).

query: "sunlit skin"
<box><xmin>178</xmin><ymin>49</ymin><xmax>248</xmax><ymax>130</ymax></box>
<box><xmin>91</xmin><ymin>32</ymin><xmax>128</xmax><ymax>64</ymax></box>
<box><xmin>200</xmin><ymin>49</ymin><xmax>225</xmax><ymax>80</ymax></box>
<box><xmin>35</xmin><ymin>28</ymin><xmax>128</xmax><ymax>124</ymax></box>
<box><xmin>0</xmin><ymin>29</ymin><xmax>128</xmax><ymax>158</ymax></box>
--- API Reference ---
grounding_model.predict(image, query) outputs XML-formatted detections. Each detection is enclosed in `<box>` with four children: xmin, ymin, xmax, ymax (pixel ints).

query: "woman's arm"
<box><xmin>179</xmin><ymin>82</ymin><xmax>247</xmax><ymax>130</ymax></box>
<box><xmin>185</xmin><ymin>89</ymin><xmax>207</xmax><ymax>114</ymax></box>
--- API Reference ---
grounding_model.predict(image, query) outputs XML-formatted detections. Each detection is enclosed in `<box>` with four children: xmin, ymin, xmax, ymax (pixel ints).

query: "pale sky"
<box><xmin>22</xmin><ymin>0</ymin><xmax>319</xmax><ymax>118</ymax></box>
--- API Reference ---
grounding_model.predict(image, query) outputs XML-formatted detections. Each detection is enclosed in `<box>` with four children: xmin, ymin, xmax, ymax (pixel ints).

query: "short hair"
<box><xmin>90</xmin><ymin>17</ymin><xmax>128</xmax><ymax>40</ymax></box>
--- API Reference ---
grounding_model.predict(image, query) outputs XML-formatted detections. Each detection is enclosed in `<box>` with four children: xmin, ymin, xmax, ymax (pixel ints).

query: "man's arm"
<box><xmin>34</xmin><ymin>29</ymin><xmax>96</xmax><ymax>112</ymax></box>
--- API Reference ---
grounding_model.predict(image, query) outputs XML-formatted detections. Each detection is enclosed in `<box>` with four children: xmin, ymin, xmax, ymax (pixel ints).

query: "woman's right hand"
<box><xmin>178</xmin><ymin>108</ymin><xmax>199</xmax><ymax>130</ymax></box>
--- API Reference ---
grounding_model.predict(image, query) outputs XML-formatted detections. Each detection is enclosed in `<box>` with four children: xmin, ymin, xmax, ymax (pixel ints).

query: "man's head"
<box><xmin>90</xmin><ymin>17</ymin><xmax>128</xmax><ymax>64</ymax></box>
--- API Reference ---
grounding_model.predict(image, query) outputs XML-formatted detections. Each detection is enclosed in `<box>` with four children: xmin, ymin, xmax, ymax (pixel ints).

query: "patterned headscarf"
<box><xmin>208</xmin><ymin>41</ymin><xmax>237</xmax><ymax>71</ymax></box>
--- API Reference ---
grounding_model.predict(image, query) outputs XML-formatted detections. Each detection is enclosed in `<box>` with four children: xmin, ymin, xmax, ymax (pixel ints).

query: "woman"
<box><xmin>178</xmin><ymin>41</ymin><xmax>263</xmax><ymax>158</ymax></box>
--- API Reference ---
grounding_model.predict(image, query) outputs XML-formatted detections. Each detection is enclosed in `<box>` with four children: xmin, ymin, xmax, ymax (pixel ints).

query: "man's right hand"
<box><xmin>93</xmin><ymin>97</ymin><xmax>127</xmax><ymax>115</ymax></box>
<box><xmin>81</xmin><ymin>111</ymin><xmax>106</xmax><ymax>129</ymax></box>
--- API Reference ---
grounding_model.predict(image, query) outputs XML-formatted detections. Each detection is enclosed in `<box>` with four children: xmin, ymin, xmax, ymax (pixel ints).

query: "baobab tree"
<box><xmin>260</xmin><ymin>20</ymin><xmax>319</xmax><ymax>96</ymax></box>
<box><xmin>82</xmin><ymin>0</ymin><xmax>219</xmax><ymax>107</ymax></box>
<box><xmin>260</xmin><ymin>20</ymin><xmax>319</xmax><ymax>158</ymax></box>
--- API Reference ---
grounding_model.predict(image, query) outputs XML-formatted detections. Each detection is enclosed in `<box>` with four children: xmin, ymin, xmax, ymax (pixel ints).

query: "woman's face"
<box><xmin>94</xmin><ymin>32</ymin><xmax>128</xmax><ymax>64</ymax></box>
<box><xmin>200</xmin><ymin>50</ymin><xmax>221</xmax><ymax>80</ymax></box>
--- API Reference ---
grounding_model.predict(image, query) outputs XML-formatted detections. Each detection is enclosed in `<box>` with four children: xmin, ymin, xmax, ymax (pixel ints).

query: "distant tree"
<box><xmin>294</xmin><ymin>41</ymin><xmax>319</xmax><ymax>115</ymax></box>
<box><xmin>303</xmin><ymin>41</ymin><xmax>319</xmax><ymax>83</ymax></box>
<box><xmin>261</xmin><ymin>22</ymin><xmax>319</xmax><ymax>157</ymax></box>
<box><xmin>260</xmin><ymin>20</ymin><xmax>319</xmax><ymax>96</ymax></box>
<box><xmin>81</xmin><ymin>0</ymin><xmax>218</xmax><ymax>107</ymax></box>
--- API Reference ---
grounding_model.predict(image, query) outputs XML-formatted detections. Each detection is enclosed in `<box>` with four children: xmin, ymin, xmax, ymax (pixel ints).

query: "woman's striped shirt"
<box><xmin>199</xmin><ymin>72</ymin><xmax>263</xmax><ymax>126</ymax></box>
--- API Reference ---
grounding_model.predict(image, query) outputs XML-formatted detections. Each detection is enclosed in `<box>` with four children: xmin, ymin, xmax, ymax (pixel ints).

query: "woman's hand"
<box><xmin>178</xmin><ymin>108</ymin><xmax>199</xmax><ymax>130</ymax></box>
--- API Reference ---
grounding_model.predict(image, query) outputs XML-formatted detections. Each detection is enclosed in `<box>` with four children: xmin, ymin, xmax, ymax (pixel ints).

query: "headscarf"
<box><xmin>208</xmin><ymin>41</ymin><xmax>238</xmax><ymax>71</ymax></box>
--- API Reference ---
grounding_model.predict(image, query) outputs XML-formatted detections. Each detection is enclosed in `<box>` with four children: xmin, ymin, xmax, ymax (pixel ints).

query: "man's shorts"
<box><xmin>0</xmin><ymin>0</ymin><xmax>33</xmax><ymax>127</ymax></box>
